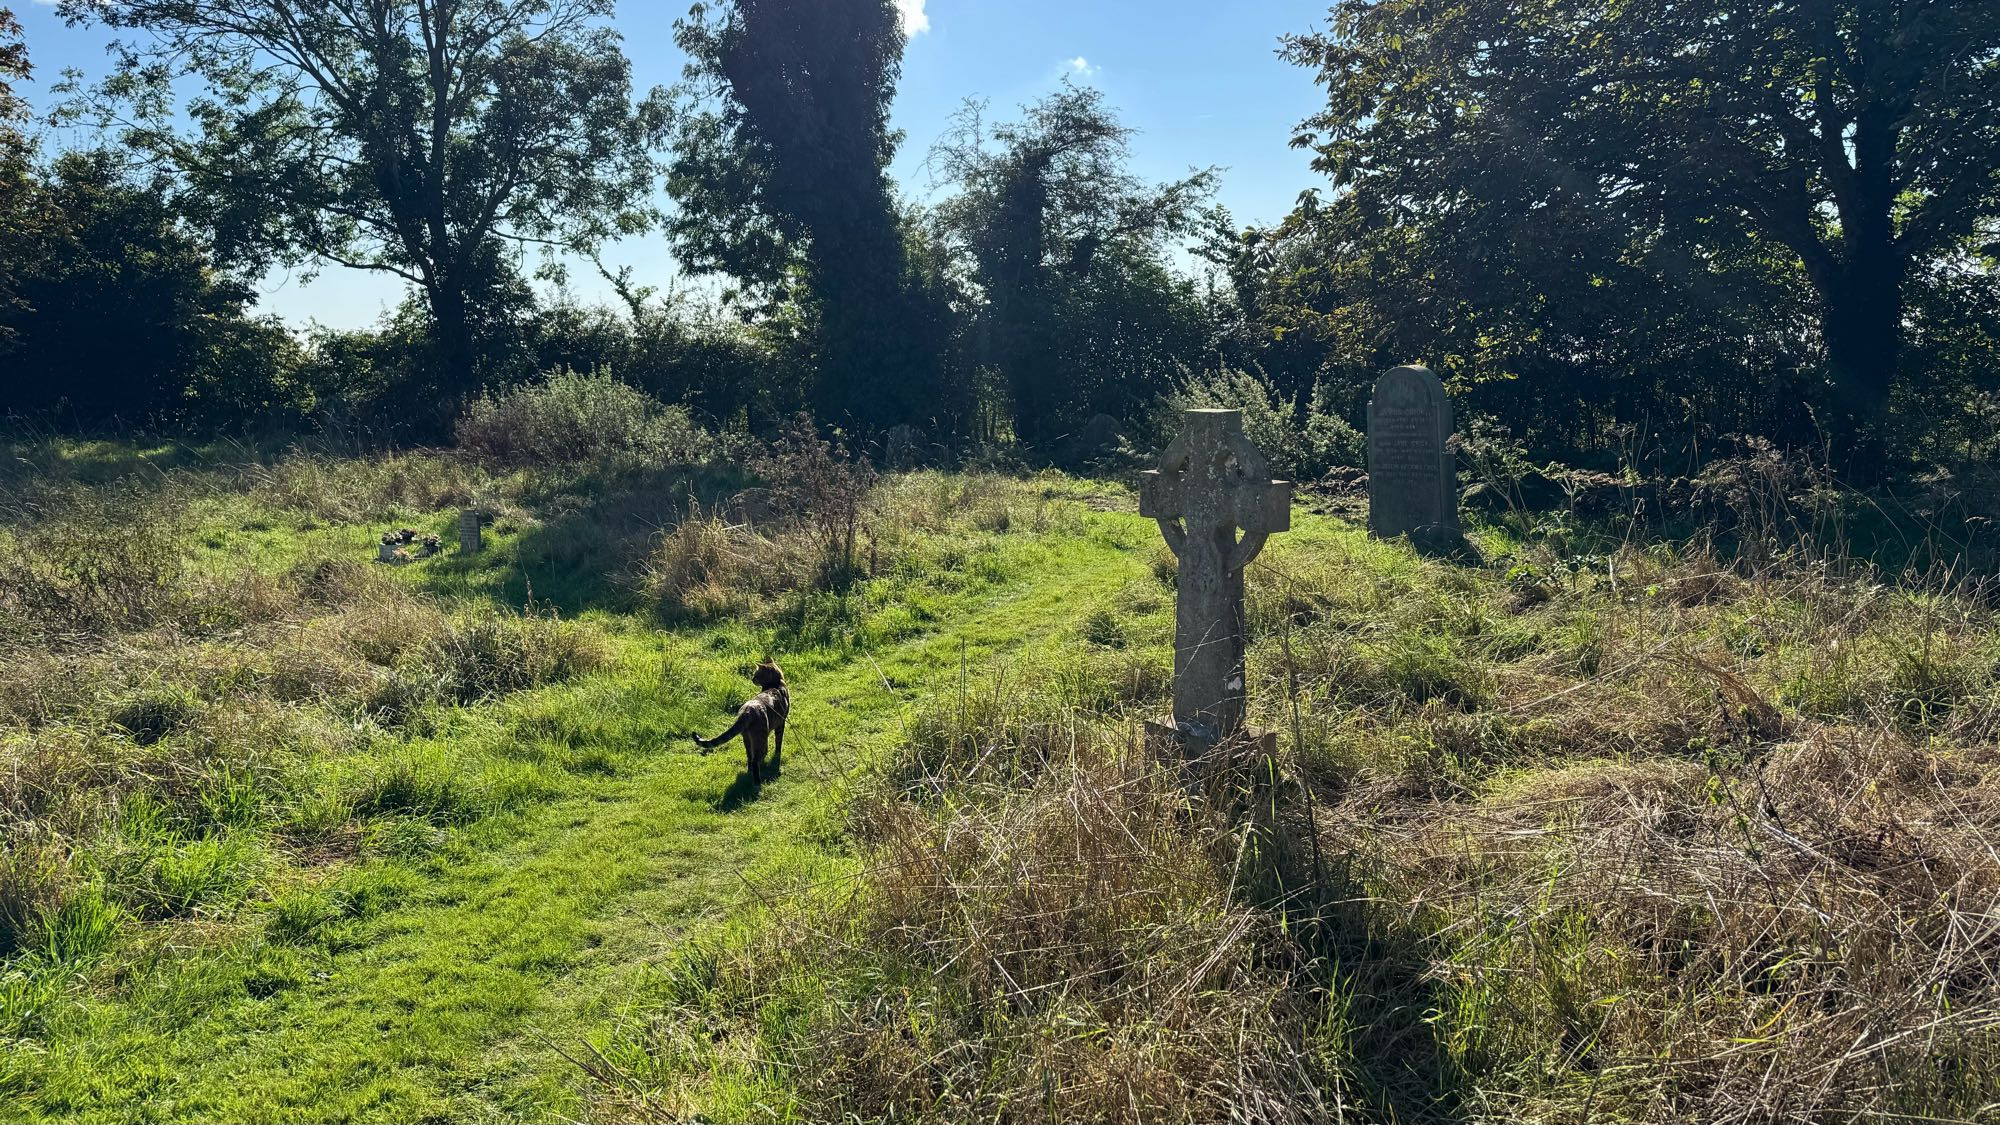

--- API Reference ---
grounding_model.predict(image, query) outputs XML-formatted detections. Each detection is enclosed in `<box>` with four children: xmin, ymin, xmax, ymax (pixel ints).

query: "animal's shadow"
<box><xmin>714</xmin><ymin>745</ymin><xmax>784</xmax><ymax>813</ymax></box>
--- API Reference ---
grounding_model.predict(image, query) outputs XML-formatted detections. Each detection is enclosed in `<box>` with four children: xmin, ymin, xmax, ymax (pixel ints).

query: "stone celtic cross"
<box><xmin>1140</xmin><ymin>409</ymin><xmax>1291</xmax><ymax>742</ymax></box>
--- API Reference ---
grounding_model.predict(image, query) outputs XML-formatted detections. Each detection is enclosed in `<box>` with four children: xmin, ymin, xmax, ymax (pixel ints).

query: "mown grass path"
<box><xmin>14</xmin><ymin>515</ymin><xmax>1153</xmax><ymax>1124</ymax></box>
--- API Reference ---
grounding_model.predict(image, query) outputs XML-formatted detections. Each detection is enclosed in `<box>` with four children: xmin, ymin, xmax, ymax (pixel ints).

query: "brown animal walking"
<box><xmin>693</xmin><ymin>661</ymin><xmax>789</xmax><ymax>784</ymax></box>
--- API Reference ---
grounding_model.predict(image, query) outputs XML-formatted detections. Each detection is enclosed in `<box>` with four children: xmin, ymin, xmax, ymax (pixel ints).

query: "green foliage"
<box><xmin>0</xmin><ymin>151</ymin><xmax>301</xmax><ymax>428</ymax></box>
<box><xmin>66</xmin><ymin>0</ymin><xmax>665</xmax><ymax>422</ymax></box>
<box><xmin>38</xmin><ymin>880</ymin><xmax>121</xmax><ymax>967</ymax></box>
<box><xmin>0</xmin><ymin>9</ymin><xmax>23</xmax><ymax>122</ymax></box>
<box><xmin>1274</xmin><ymin>0</ymin><xmax>2000</xmax><ymax>472</ymax></box>
<box><xmin>932</xmin><ymin>85</ymin><xmax>1220</xmax><ymax>446</ymax></box>
<box><xmin>525</xmin><ymin>296</ymin><xmax>795</xmax><ymax>431</ymax></box>
<box><xmin>1164</xmin><ymin>367</ymin><xmax>1362</xmax><ymax>481</ymax></box>
<box><xmin>140</xmin><ymin>836</ymin><xmax>262</xmax><ymax>918</ymax></box>
<box><xmin>0</xmin><ymin>6</ymin><xmax>32</xmax><ymax>324</ymax></box>
<box><xmin>456</xmin><ymin>369</ymin><xmax>714</xmax><ymax>467</ymax></box>
<box><xmin>668</xmin><ymin>0</ymin><xmax>947</xmax><ymax>428</ymax></box>
<box><xmin>0</xmin><ymin>833</ymin><xmax>66</xmax><ymax>958</ymax></box>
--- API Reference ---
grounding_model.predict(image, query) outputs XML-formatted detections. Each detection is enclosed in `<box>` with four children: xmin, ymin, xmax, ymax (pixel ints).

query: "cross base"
<box><xmin>1143</xmin><ymin>717</ymin><xmax>1278</xmax><ymax>774</ymax></box>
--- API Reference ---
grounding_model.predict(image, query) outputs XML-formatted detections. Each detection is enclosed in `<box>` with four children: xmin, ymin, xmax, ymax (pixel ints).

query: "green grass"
<box><xmin>0</xmin><ymin>465</ymin><xmax>1156</xmax><ymax>1121</ymax></box>
<box><xmin>6</xmin><ymin>439</ymin><xmax>1998</xmax><ymax>1124</ymax></box>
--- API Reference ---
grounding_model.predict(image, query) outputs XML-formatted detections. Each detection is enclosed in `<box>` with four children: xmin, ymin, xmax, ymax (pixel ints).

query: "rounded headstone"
<box><xmin>1367</xmin><ymin>365</ymin><xmax>1459</xmax><ymax>540</ymax></box>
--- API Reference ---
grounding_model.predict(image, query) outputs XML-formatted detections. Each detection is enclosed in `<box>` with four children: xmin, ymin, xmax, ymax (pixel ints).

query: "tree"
<box><xmin>1</xmin><ymin>7</ymin><xmax>35</xmax><ymax>327</ymax></box>
<box><xmin>0</xmin><ymin>150</ymin><xmax>300</xmax><ymax>427</ymax></box>
<box><xmin>667</xmin><ymin>0</ymin><xmax>946</xmax><ymax>430</ymax></box>
<box><xmin>64</xmin><ymin>0</ymin><xmax>664</xmax><ymax>419</ymax></box>
<box><xmin>931</xmin><ymin>86</ymin><xmax>1217</xmax><ymax>447</ymax></box>
<box><xmin>1287</xmin><ymin>0</ymin><xmax>2000</xmax><ymax>470</ymax></box>
<box><xmin>1203</xmin><ymin>175</ymin><xmax>1832</xmax><ymax>466</ymax></box>
<box><xmin>0</xmin><ymin>8</ymin><xmax>24</xmax><ymax>129</ymax></box>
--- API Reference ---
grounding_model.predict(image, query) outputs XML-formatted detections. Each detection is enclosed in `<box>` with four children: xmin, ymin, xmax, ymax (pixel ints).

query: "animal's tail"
<box><xmin>693</xmin><ymin>714</ymin><xmax>747</xmax><ymax>751</ymax></box>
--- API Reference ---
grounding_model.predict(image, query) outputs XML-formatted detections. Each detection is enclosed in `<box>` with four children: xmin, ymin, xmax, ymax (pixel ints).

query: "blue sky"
<box><xmin>11</xmin><ymin>0</ymin><xmax>1333</xmax><ymax>330</ymax></box>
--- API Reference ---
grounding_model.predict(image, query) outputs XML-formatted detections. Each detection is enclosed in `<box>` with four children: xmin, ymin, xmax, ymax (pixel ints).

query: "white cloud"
<box><xmin>896</xmin><ymin>0</ymin><xmax>930</xmax><ymax>36</ymax></box>
<box><xmin>1067</xmin><ymin>56</ymin><xmax>1099</xmax><ymax>77</ymax></box>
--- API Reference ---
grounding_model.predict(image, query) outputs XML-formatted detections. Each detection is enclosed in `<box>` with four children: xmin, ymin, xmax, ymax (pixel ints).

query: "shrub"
<box><xmin>455</xmin><ymin>369</ymin><xmax>713</xmax><ymax>466</ymax></box>
<box><xmin>641</xmin><ymin>512</ymin><xmax>761</xmax><ymax>622</ymax></box>
<box><xmin>752</xmin><ymin>414</ymin><xmax>877</xmax><ymax>582</ymax></box>
<box><xmin>1163</xmin><ymin>368</ymin><xmax>1362</xmax><ymax>482</ymax></box>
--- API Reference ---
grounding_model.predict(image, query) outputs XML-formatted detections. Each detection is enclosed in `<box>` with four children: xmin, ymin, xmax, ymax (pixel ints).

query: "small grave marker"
<box><xmin>1139</xmin><ymin>409</ymin><xmax>1291</xmax><ymax>748</ymax></box>
<box><xmin>1367</xmin><ymin>365</ymin><xmax>1460</xmax><ymax>543</ymax></box>
<box><xmin>458</xmin><ymin>509</ymin><xmax>483</xmax><ymax>555</ymax></box>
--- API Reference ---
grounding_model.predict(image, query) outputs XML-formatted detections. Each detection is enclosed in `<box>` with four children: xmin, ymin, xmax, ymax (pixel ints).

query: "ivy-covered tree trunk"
<box><xmin>806</xmin><ymin>206</ymin><xmax>942</xmax><ymax>431</ymax></box>
<box><xmin>427</xmin><ymin>281</ymin><xmax>478</xmax><ymax>409</ymax></box>
<box><xmin>1815</xmin><ymin>107</ymin><xmax>1908</xmax><ymax>479</ymax></box>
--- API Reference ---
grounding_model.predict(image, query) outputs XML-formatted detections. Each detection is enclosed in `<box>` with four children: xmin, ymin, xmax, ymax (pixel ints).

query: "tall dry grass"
<box><xmin>1244</xmin><ymin>520</ymin><xmax>2000</xmax><ymax>1123</ymax></box>
<box><xmin>598</xmin><ymin>496</ymin><xmax>2000</xmax><ymax>1124</ymax></box>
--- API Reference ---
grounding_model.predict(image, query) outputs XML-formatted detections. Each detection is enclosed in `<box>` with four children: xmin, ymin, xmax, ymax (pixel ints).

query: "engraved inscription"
<box><xmin>1367</xmin><ymin>365</ymin><xmax>1458</xmax><ymax>539</ymax></box>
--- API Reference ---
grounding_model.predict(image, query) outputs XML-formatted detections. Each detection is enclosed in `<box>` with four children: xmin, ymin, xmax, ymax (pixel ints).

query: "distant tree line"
<box><xmin>0</xmin><ymin>0</ymin><xmax>1994</xmax><ymax>480</ymax></box>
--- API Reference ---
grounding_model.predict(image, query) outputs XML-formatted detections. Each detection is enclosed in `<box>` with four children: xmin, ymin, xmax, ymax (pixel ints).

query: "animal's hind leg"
<box><xmin>746</xmin><ymin>731</ymin><xmax>767</xmax><ymax>784</ymax></box>
<box><xmin>772</xmin><ymin>722</ymin><xmax>784</xmax><ymax>771</ymax></box>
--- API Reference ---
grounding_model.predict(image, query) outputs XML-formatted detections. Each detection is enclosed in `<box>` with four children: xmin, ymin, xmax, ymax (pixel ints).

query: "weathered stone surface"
<box><xmin>1367</xmin><ymin>365</ymin><xmax>1459</xmax><ymax>540</ymax></box>
<box><xmin>1139</xmin><ymin>409</ymin><xmax>1291</xmax><ymax>741</ymax></box>
<box><xmin>459</xmin><ymin>509</ymin><xmax>483</xmax><ymax>555</ymax></box>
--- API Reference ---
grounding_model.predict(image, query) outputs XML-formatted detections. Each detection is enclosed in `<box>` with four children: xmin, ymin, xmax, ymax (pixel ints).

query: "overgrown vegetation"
<box><xmin>582</xmin><ymin>487</ymin><xmax>2000</xmax><ymax>1123</ymax></box>
<box><xmin>4</xmin><ymin>360</ymin><xmax>1998</xmax><ymax>1123</ymax></box>
<box><xmin>0</xmin><ymin>473</ymin><xmax>614</xmax><ymax>1028</ymax></box>
<box><xmin>0</xmin><ymin>416</ymin><xmax>1130</xmax><ymax>1119</ymax></box>
<box><xmin>1</xmin><ymin>0</ymin><xmax>1996</xmax><ymax>1114</ymax></box>
<box><xmin>457</xmin><ymin>369</ymin><xmax>716</xmax><ymax>467</ymax></box>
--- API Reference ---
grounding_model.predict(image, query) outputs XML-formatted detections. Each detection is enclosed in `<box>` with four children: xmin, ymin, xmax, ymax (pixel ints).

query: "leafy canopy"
<box><xmin>1285</xmin><ymin>0</ymin><xmax>2000</xmax><ymax>467</ymax></box>
<box><xmin>930</xmin><ymin>85</ymin><xmax>1218</xmax><ymax>445</ymax></box>
<box><xmin>64</xmin><ymin>0</ymin><xmax>665</xmax><ymax>407</ymax></box>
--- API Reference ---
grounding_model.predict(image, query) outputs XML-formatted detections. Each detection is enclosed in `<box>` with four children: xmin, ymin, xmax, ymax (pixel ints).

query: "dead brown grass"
<box><xmin>1246</xmin><ymin>526</ymin><xmax>2000</xmax><ymax>1123</ymax></box>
